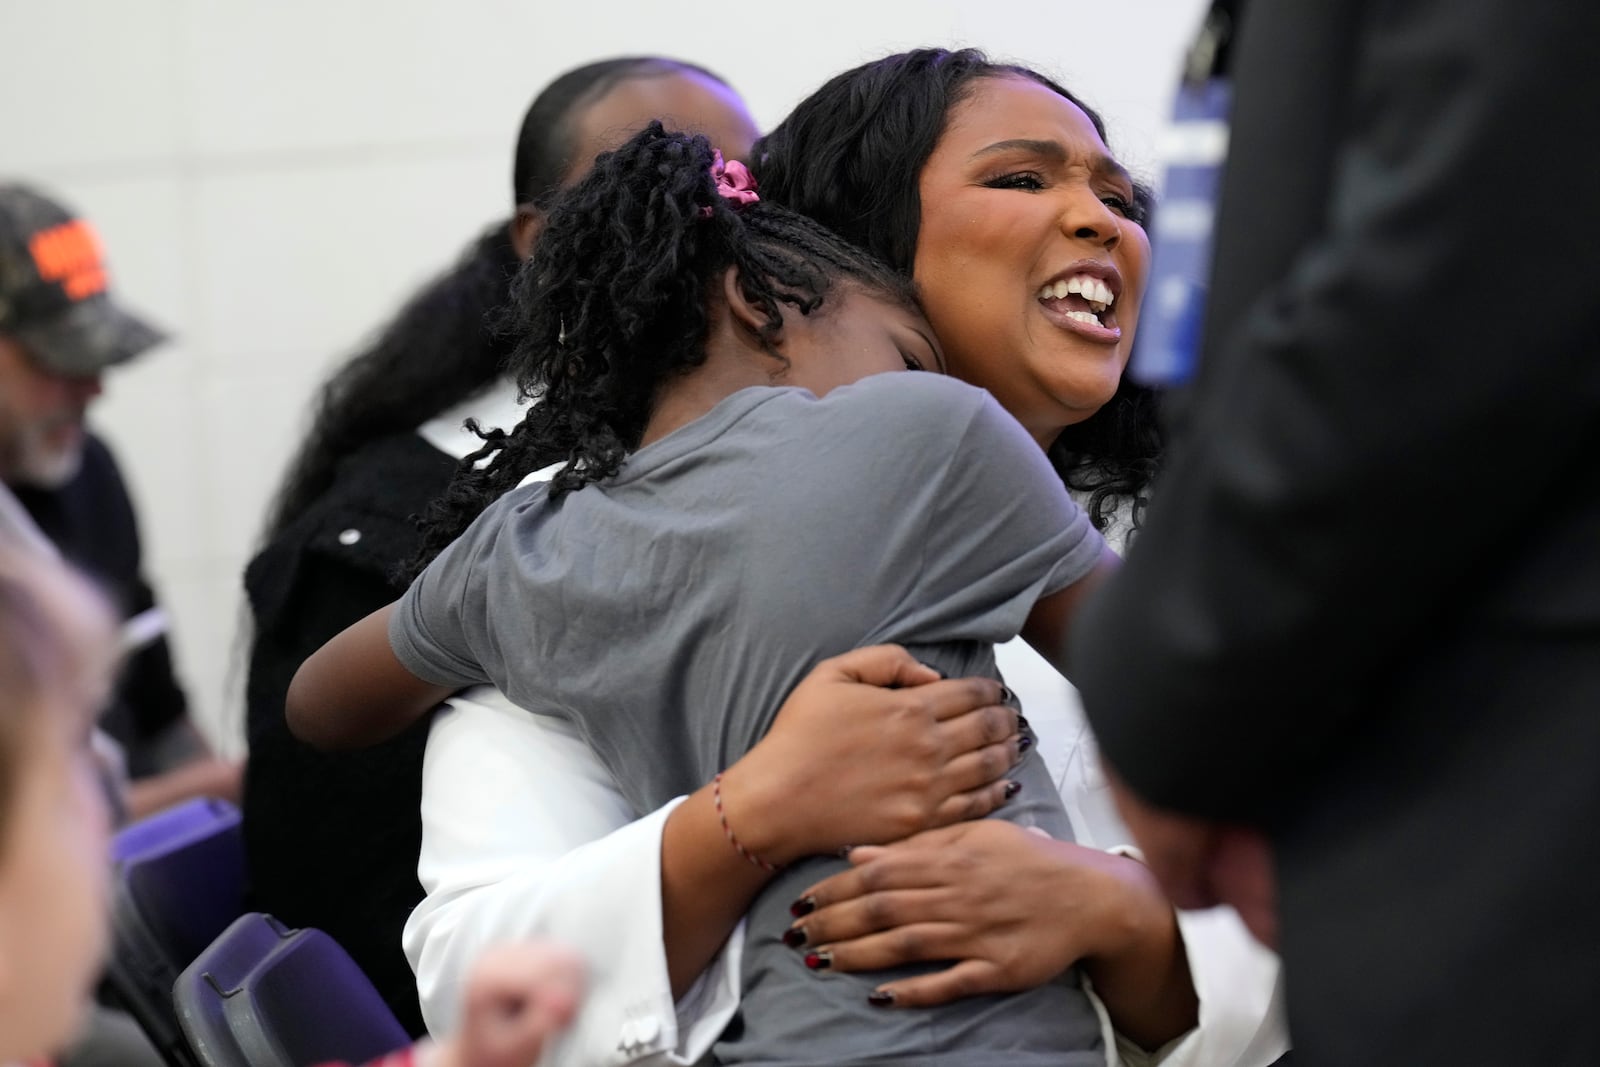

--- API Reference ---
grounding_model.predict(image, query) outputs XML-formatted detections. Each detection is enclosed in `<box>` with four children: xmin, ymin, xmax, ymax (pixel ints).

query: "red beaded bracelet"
<box><xmin>713</xmin><ymin>772</ymin><xmax>782</xmax><ymax>871</ymax></box>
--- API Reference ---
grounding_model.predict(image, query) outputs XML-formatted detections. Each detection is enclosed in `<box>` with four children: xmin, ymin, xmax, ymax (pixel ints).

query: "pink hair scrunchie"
<box><xmin>702</xmin><ymin>149</ymin><xmax>760</xmax><ymax>217</ymax></box>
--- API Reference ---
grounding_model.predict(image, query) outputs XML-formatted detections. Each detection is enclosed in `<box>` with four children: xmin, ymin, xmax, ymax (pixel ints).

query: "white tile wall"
<box><xmin>0</xmin><ymin>0</ymin><xmax>187</xmax><ymax>174</ymax></box>
<box><xmin>177</xmin><ymin>0</ymin><xmax>537</xmax><ymax>158</ymax></box>
<box><xmin>0</xmin><ymin>0</ymin><xmax>1205</xmax><ymax>751</ymax></box>
<box><xmin>186</xmin><ymin>152</ymin><xmax>504</xmax><ymax>366</ymax></box>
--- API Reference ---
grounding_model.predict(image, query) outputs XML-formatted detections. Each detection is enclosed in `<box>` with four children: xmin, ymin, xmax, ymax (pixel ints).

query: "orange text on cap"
<box><xmin>29</xmin><ymin>220</ymin><xmax>108</xmax><ymax>301</ymax></box>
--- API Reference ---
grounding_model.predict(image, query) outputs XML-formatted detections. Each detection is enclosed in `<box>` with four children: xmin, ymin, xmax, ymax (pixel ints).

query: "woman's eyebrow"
<box><xmin>1098</xmin><ymin>157</ymin><xmax>1136</xmax><ymax>189</ymax></box>
<box><xmin>971</xmin><ymin>139</ymin><xmax>1134</xmax><ymax>186</ymax></box>
<box><xmin>971</xmin><ymin>138</ymin><xmax>1067</xmax><ymax>162</ymax></box>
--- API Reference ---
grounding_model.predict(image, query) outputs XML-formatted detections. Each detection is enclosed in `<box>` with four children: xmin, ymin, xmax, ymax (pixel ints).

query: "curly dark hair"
<box><xmin>404</xmin><ymin>122</ymin><xmax>918</xmax><ymax>576</ymax></box>
<box><xmin>752</xmin><ymin>48</ymin><xmax>1162</xmax><ymax>531</ymax></box>
<box><xmin>259</xmin><ymin>56</ymin><xmax>738</xmax><ymax>544</ymax></box>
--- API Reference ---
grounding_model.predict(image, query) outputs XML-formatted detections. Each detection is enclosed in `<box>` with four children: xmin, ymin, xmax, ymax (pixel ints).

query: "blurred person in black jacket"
<box><xmin>1074</xmin><ymin>2</ymin><xmax>1600</xmax><ymax>1064</ymax></box>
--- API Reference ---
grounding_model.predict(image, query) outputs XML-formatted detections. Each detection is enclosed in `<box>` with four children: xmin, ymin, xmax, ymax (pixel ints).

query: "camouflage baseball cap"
<box><xmin>0</xmin><ymin>183</ymin><xmax>166</xmax><ymax>376</ymax></box>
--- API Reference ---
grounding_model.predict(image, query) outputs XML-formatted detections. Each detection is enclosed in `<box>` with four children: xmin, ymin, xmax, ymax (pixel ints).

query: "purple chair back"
<box><xmin>173</xmin><ymin>914</ymin><xmax>292</xmax><ymax>1067</ymax></box>
<box><xmin>111</xmin><ymin>797</ymin><xmax>237</xmax><ymax>865</ymax></box>
<box><xmin>108</xmin><ymin>798</ymin><xmax>246</xmax><ymax>1067</ymax></box>
<box><xmin>175</xmin><ymin>912</ymin><xmax>410</xmax><ymax>1067</ymax></box>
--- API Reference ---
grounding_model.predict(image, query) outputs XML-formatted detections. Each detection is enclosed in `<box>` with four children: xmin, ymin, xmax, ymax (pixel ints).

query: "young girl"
<box><xmin>243</xmin><ymin>58</ymin><xmax>761</xmax><ymax>1034</ymax></box>
<box><xmin>291</xmin><ymin>123</ymin><xmax>1117</xmax><ymax>1065</ymax></box>
<box><xmin>0</xmin><ymin>542</ymin><xmax>579</xmax><ymax>1067</ymax></box>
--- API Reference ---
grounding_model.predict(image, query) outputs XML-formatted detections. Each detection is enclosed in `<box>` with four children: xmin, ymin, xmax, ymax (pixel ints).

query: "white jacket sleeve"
<box><xmin>403</xmin><ymin>686</ymin><xmax>744</xmax><ymax>1066</ymax></box>
<box><xmin>1126</xmin><ymin>907</ymin><xmax>1287</xmax><ymax>1067</ymax></box>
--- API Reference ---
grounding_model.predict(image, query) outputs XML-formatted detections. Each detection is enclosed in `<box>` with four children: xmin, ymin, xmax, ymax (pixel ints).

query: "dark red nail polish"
<box><xmin>783</xmin><ymin>926</ymin><xmax>808</xmax><ymax>949</ymax></box>
<box><xmin>999</xmin><ymin>685</ymin><xmax>1016</xmax><ymax>704</ymax></box>
<box><xmin>1017</xmin><ymin>714</ymin><xmax>1031</xmax><ymax>731</ymax></box>
<box><xmin>790</xmin><ymin>895</ymin><xmax>816</xmax><ymax>918</ymax></box>
<box><xmin>1018</xmin><ymin>734</ymin><xmax>1033</xmax><ymax>753</ymax></box>
<box><xmin>867</xmin><ymin>990</ymin><xmax>896</xmax><ymax>1008</ymax></box>
<box><xmin>804</xmin><ymin>950</ymin><xmax>832</xmax><ymax>970</ymax></box>
<box><xmin>1003</xmin><ymin>780</ymin><xmax>1023</xmax><ymax>799</ymax></box>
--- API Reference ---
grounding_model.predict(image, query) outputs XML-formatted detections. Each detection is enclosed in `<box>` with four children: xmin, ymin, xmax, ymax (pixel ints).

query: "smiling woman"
<box><xmin>911</xmin><ymin>74</ymin><xmax>1152</xmax><ymax>448</ymax></box>
<box><xmin>755</xmin><ymin>51</ymin><xmax>1162</xmax><ymax>533</ymax></box>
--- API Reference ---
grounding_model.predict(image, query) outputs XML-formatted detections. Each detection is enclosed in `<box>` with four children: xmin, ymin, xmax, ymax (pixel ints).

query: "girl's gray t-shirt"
<box><xmin>393</xmin><ymin>372</ymin><xmax>1108</xmax><ymax>1066</ymax></box>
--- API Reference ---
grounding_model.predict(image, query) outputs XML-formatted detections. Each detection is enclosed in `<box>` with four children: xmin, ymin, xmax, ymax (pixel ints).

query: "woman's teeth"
<box><xmin>1037</xmin><ymin>274</ymin><xmax>1115</xmax><ymax>313</ymax></box>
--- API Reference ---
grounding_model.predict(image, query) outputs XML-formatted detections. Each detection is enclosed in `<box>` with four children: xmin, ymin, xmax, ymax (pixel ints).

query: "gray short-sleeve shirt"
<box><xmin>393</xmin><ymin>372</ymin><xmax>1107</xmax><ymax>1065</ymax></box>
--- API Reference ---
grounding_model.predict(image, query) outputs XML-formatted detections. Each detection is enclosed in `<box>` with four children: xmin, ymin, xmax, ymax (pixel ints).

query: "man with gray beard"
<box><xmin>0</xmin><ymin>183</ymin><xmax>237</xmax><ymax>821</ymax></box>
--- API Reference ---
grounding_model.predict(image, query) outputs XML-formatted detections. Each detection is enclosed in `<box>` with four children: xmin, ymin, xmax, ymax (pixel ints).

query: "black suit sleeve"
<box><xmin>1073</xmin><ymin>0</ymin><xmax>1600</xmax><ymax>821</ymax></box>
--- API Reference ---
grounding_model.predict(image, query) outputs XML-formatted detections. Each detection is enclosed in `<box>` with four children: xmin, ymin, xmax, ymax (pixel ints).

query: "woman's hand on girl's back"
<box><xmin>716</xmin><ymin>645</ymin><xmax>1023</xmax><ymax>867</ymax></box>
<box><xmin>785</xmin><ymin>820</ymin><xmax>1200</xmax><ymax>1050</ymax></box>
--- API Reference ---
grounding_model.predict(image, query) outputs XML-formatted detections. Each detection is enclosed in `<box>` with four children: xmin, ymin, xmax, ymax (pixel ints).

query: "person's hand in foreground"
<box><xmin>1106</xmin><ymin>768</ymin><xmax>1278</xmax><ymax>949</ymax></box>
<box><xmin>426</xmin><ymin>942</ymin><xmax>585</xmax><ymax>1067</ymax></box>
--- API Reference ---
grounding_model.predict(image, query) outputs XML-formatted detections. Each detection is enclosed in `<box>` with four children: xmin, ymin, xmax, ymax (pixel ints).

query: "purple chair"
<box><xmin>110</xmin><ymin>797</ymin><xmax>236</xmax><ymax>865</ymax></box>
<box><xmin>108</xmin><ymin>798</ymin><xmax>247</xmax><ymax>1067</ymax></box>
<box><xmin>174</xmin><ymin>912</ymin><xmax>411</xmax><ymax>1067</ymax></box>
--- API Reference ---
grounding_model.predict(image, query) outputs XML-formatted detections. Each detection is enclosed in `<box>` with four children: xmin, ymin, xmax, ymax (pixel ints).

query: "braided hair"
<box><xmin>404</xmin><ymin>122</ymin><xmax>917</xmax><ymax>576</ymax></box>
<box><xmin>753</xmin><ymin>48</ymin><xmax>1162</xmax><ymax>532</ymax></box>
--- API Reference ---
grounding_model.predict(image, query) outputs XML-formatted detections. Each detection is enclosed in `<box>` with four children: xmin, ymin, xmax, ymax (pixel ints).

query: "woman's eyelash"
<box><xmin>1102</xmin><ymin>194</ymin><xmax>1134</xmax><ymax>215</ymax></box>
<box><xmin>984</xmin><ymin>169</ymin><xmax>1149</xmax><ymax>226</ymax></box>
<box><xmin>984</xmin><ymin>171</ymin><xmax>1046</xmax><ymax>191</ymax></box>
<box><xmin>1117</xmin><ymin>190</ymin><xmax>1152</xmax><ymax>225</ymax></box>
<box><xmin>900</xmin><ymin>352</ymin><xmax>926</xmax><ymax>372</ymax></box>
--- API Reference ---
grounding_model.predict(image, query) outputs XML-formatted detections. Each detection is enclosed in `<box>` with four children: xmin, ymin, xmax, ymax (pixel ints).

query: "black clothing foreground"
<box><xmin>1074</xmin><ymin>2</ymin><xmax>1600</xmax><ymax>1064</ymax></box>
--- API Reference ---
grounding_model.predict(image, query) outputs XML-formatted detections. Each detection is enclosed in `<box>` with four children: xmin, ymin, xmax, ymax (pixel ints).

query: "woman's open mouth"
<box><xmin>1037</xmin><ymin>271</ymin><xmax>1122</xmax><ymax>342</ymax></box>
